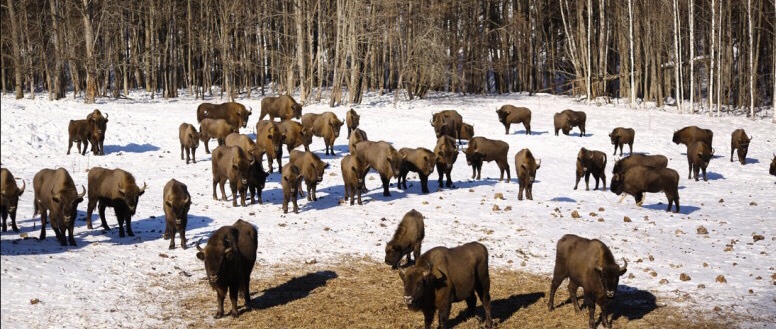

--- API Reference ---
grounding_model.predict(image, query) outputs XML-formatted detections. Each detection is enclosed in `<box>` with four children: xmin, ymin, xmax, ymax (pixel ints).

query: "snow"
<box><xmin>1</xmin><ymin>91</ymin><xmax>774</xmax><ymax>328</ymax></box>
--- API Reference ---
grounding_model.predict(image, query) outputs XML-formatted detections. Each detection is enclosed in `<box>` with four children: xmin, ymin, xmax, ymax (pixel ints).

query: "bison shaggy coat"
<box><xmin>200</xmin><ymin>118</ymin><xmax>238</xmax><ymax>154</ymax></box>
<box><xmin>464</xmin><ymin>137</ymin><xmax>510</xmax><ymax>182</ymax></box>
<box><xmin>85</xmin><ymin>167</ymin><xmax>146</xmax><ymax>237</ymax></box>
<box><xmin>353</xmin><ymin>140</ymin><xmax>403</xmax><ymax>197</ymax></box>
<box><xmin>211</xmin><ymin>145</ymin><xmax>253</xmax><ymax>207</ymax></box>
<box><xmin>548</xmin><ymin>234</ymin><xmax>628</xmax><ymax>329</ymax></box>
<box><xmin>289</xmin><ymin>150</ymin><xmax>327</xmax><ymax>201</ymax></box>
<box><xmin>397</xmin><ymin>147</ymin><xmax>436</xmax><ymax>194</ymax></box>
<box><xmin>611</xmin><ymin>154</ymin><xmax>668</xmax><ymax>176</ymax></box>
<box><xmin>1</xmin><ymin>168</ymin><xmax>25</xmax><ymax>232</ymax></box>
<box><xmin>385</xmin><ymin>209</ymin><xmax>425</xmax><ymax>269</ymax></box>
<box><xmin>345</xmin><ymin>108</ymin><xmax>360</xmax><ymax>138</ymax></box>
<box><xmin>163</xmin><ymin>179</ymin><xmax>191</xmax><ymax>250</ymax></box>
<box><xmin>609</xmin><ymin>127</ymin><xmax>635</xmax><ymax>156</ymax></box>
<box><xmin>687</xmin><ymin>141</ymin><xmax>714</xmax><ymax>181</ymax></box>
<box><xmin>255</xmin><ymin>120</ymin><xmax>285</xmax><ymax>173</ymax></box>
<box><xmin>179</xmin><ymin>123</ymin><xmax>200</xmax><ymax>164</ymax></box>
<box><xmin>86</xmin><ymin>109</ymin><xmax>109</xmax><ymax>155</ymax></box>
<box><xmin>496</xmin><ymin>105</ymin><xmax>532</xmax><ymax>135</ymax></box>
<box><xmin>246</xmin><ymin>162</ymin><xmax>268</xmax><ymax>205</ymax></box>
<box><xmin>259</xmin><ymin>95</ymin><xmax>302</xmax><ymax>121</ymax></box>
<box><xmin>196</xmin><ymin>219</ymin><xmax>258</xmax><ymax>319</ymax></box>
<box><xmin>281</xmin><ymin>163</ymin><xmax>303</xmax><ymax>214</ymax></box>
<box><xmin>459</xmin><ymin>122</ymin><xmax>475</xmax><ymax>141</ymax></box>
<box><xmin>196</xmin><ymin>102</ymin><xmax>252</xmax><ymax>128</ymax></box>
<box><xmin>278</xmin><ymin>120</ymin><xmax>312</xmax><ymax>153</ymax></box>
<box><xmin>575</xmin><ymin>148</ymin><xmax>607</xmax><ymax>191</ymax></box>
<box><xmin>67</xmin><ymin>119</ymin><xmax>95</xmax><ymax>155</ymax></box>
<box><xmin>341</xmin><ymin>154</ymin><xmax>366</xmax><ymax>205</ymax></box>
<box><xmin>514</xmin><ymin>148</ymin><xmax>541</xmax><ymax>200</ymax></box>
<box><xmin>302</xmin><ymin>112</ymin><xmax>343</xmax><ymax>155</ymax></box>
<box><xmin>225</xmin><ymin>133</ymin><xmax>262</xmax><ymax>165</ymax></box>
<box><xmin>730</xmin><ymin>129</ymin><xmax>751</xmax><ymax>165</ymax></box>
<box><xmin>555</xmin><ymin>109</ymin><xmax>587</xmax><ymax>136</ymax></box>
<box><xmin>610</xmin><ymin>165</ymin><xmax>680</xmax><ymax>212</ymax></box>
<box><xmin>399</xmin><ymin>241</ymin><xmax>492</xmax><ymax>329</ymax></box>
<box><xmin>434</xmin><ymin>136</ymin><xmax>459</xmax><ymax>189</ymax></box>
<box><xmin>33</xmin><ymin>168</ymin><xmax>85</xmax><ymax>246</ymax></box>
<box><xmin>348</xmin><ymin>128</ymin><xmax>368</xmax><ymax>154</ymax></box>
<box><xmin>431</xmin><ymin>110</ymin><xmax>463</xmax><ymax>145</ymax></box>
<box><xmin>672</xmin><ymin>125</ymin><xmax>713</xmax><ymax>148</ymax></box>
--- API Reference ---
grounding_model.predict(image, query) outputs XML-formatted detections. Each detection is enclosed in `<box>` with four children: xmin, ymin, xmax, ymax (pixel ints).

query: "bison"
<box><xmin>385</xmin><ymin>209</ymin><xmax>425</xmax><ymax>269</ymax></box>
<box><xmin>430</xmin><ymin>110</ymin><xmax>463</xmax><ymax>145</ymax></box>
<box><xmin>346</xmin><ymin>108</ymin><xmax>360</xmax><ymax>138</ymax></box>
<box><xmin>196</xmin><ymin>219</ymin><xmax>257</xmax><ymax>318</ymax></box>
<box><xmin>554</xmin><ymin>110</ymin><xmax>586</xmax><ymax>136</ymax></box>
<box><xmin>302</xmin><ymin>112</ymin><xmax>343</xmax><ymax>156</ymax></box>
<box><xmin>434</xmin><ymin>136</ymin><xmax>459</xmax><ymax>189</ymax></box>
<box><xmin>85</xmin><ymin>167</ymin><xmax>146</xmax><ymax>237</ymax></box>
<box><xmin>32</xmin><ymin>168</ymin><xmax>85</xmax><ymax>246</ymax></box>
<box><xmin>770</xmin><ymin>154</ymin><xmax>776</xmax><ymax>176</ymax></box>
<box><xmin>463</xmin><ymin>137</ymin><xmax>510</xmax><ymax>182</ymax></box>
<box><xmin>196</xmin><ymin>102</ymin><xmax>252</xmax><ymax>128</ymax></box>
<box><xmin>289</xmin><ymin>150</ymin><xmax>327</xmax><ymax>201</ymax></box>
<box><xmin>86</xmin><ymin>109</ymin><xmax>109</xmax><ymax>155</ymax></box>
<box><xmin>548</xmin><ymin>234</ymin><xmax>628</xmax><ymax>329</ymax></box>
<box><xmin>575</xmin><ymin>148</ymin><xmax>607</xmax><ymax>191</ymax></box>
<box><xmin>278</xmin><ymin>120</ymin><xmax>312</xmax><ymax>153</ymax></box>
<box><xmin>179</xmin><ymin>123</ymin><xmax>200</xmax><ymax>164</ymax></box>
<box><xmin>672</xmin><ymin>125</ymin><xmax>713</xmax><ymax>148</ymax></box>
<box><xmin>281</xmin><ymin>163</ymin><xmax>303</xmax><ymax>214</ymax></box>
<box><xmin>686</xmin><ymin>141</ymin><xmax>714</xmax><ymax>181</ymax></box>
<box><xmin>259</xmin><ymin>95</ymin><xmax>302</xmax><ymax>121</ymax></box>
<box><xmin>496</xmin><ymin>105</ymin><xmax>532</xmax><ymax>135</ymax></box>
<box><xmin>225</xmin><ymin>133</ymin><xmax>263</xmax><ymax>165</ymax></box>
<box><xmin>730</xmin><ymin>129</ymin><xmax>751</xmax><ymax>165</ymax></box>
<box><xmin>610</xmin><ymin>165</ymin><xmax>680</xmax><ymax>212</ymax></box>
<box><xmin>163</xmin><ymin>179</ymin><xmax>191</xmax><ymax>249</ymax></box>
<box><xmin>1</xmin><ymin>168</ymin><xmax>25</xmax><ymax>232</ymax></box>
<box><xmin>246</xmin><ymin>161</ymin><xmax>268</xmax><ymax>205</ymax></box>
<box><xmin>514</xmin><ymin>148</ymin><xmax>541</xmax><ymax>201</ymax></box>
<box><xmin>348</xmin><ymin>128</ymin><xmax>368</xmax><ymax>154</ymax></box>
<box><xmin>459</xmin><ymin>122</ymin><xmax>475</xmax><ymax>141</ymax></box>
<box><xmin>399</xmin><ymin>241</ymin><xmax>492</xmax><ymax>329</ymax></box>
<box><xmin>200</xmin><ymin>118</ymin><xmax>238</xmax><ymax>154</ymax></box>
<box><xmin>67</xmin><ymin>119</ymin><xmax>95</xmax><ymax>155</ymax></box>
<box><xmin>352</xmin><ymin>141</ymin><xmax>403</xmax><ymax>197</ymax></box>
<box><xmin>255</xmin><ymin>120</ymin><xmax>284</xmax><ymax>173</ymax></box>
<box><xmin>211</xmin><ymin>145</ymin><xmax>253</xmax><ymax>207</ymax></box>
<box><xmin>611</xmin><ymin>154</ymin><xmax>668</xmax><ymax>176</ymax></box>
<box><xmin>609</xmin><ymin>127</ymin><xmax>635</xmax><ymax>156</ymax></box>
<box><xmin>397</xmin><ymin>147</ymin><xmax>436</xmax><ymax>194</ymax></box>
<box><xmin>341</xmin><ymin>154</ymin><xmax>366</xmax><ymax>205</ymax></box>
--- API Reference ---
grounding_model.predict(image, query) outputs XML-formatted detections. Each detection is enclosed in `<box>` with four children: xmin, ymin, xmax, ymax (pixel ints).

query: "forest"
<box><xmin>1</xmin><ymin>0</ymin><xmax>774</xmax><ymax>116</ymax></box>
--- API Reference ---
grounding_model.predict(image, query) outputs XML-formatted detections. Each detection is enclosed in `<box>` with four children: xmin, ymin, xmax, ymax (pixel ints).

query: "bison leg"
<box><xmin>586</xmin><ymin>294</ymin><xmax>597</xmax><ymax>328</ymax></box>
<box><xmin>292</xmin><ymin>194</ymin><xmax>299</xmax><ymax>214</ymax></box>
<box><xmin>228</xmin><ymin>284</ymin><xmax>239</xmax><ymax>318</ymax></box>
<box><xmin>220</xmin><ymin>180</ymin><xmax>229</xmax><ymax>202</ymax></box>
<box><xmin>437</xmin><ymin>302</ymin><xmax>452</xmax><ymax>329</ymax></box>
<box><xmin>568</xmin><ymin>281</ymin><xmax>581</xmax><ymax>312</ymax></box>
<box><xmin>179</xmin><ymin>228</ymin><xmax>187</xmax><ymax>250</ymax></box>
<box><xmin>730</xmin><ymin>148</ymin><xmax>735</xmax><ymax>162</ymax></box>
<box><xmin>115</xmin><ymin>209</ymin><xmax>126</xmax><ymax>238</ymax></box>
<box><xmin>380</xmin><ymin>174</ymin><xmax>391</xmax><ymax>197</ymax></box>
<box><xmin>574</xmin><ymin>172</ymin><xmax>582</xmax><ymax>190</ymax></box>
<box><xmin>548</xmin><ymin>272</ymin><xmax>565</xmax><ymax>311</ymax></box>
<box><xmin>204</xmin><ymin>140</ymin><xmax>211</xmax><ymax>154</ymax></box>
<box><xmin>229</xmin><ymin>181</ymin><xmax>239</xmax><ymax>207</ymax></box>
<box><xmin>422</xmin><ymin>308</ymin><xmax>435</xmax><ymax>329</ymax></box>
<box><xmin>98</xmin><ymin>202</ymin><xmax>111</xmax><ymax>230</ymax></box>
<box><xmin>214</xmin><ymin>288</ymin><xmax>227</xmax><ymax>318</ymax></box>
<box><xmin>167</xmin><ymin>222</ymin><xmax>176</xmax><ymax>249</ymax></box>
<box><xmin>67</xmin><ymin>138</ymin><xmax>74</xmax><ymax>155</ymax></box>
<box><xmin>687</xmin><ymin>162</ymin><xmax>694</xmax><ymax>180</ymax></box>
<box><xmin>1</xmin><ymin>209</ymin><xmax>7</xmax><ymax>232</ymax></box>
<box><xmin>282</xmin><ymin>195</ymin><xmax>289</xmax><ymax>214</ymax></box>
<box><xmin>584</xmin><ymin>172</ymin><xmax>591</xmax><ymax>191</ymax></box>
<box><xmin>628</xmin><ymin>143</ymin><xmax>633</xmax><ymax>155</ymax></box>
<box><xmin>634</xmin><ymin>193</ymin><xmax>644</xmax><ymax>206</ymax></box>
<box><xmin>526</xmin><ymin>183</ymin><xmax>534</xmax><ymax>200</ymax></box>
<box><xmin>311</xmin><ymin>182</ymin><xmax>319</xmax><ymax>201</ymax></box>
<box><xmin>306</xmin><ymin>181</ymin><xmax>313</xmax><ymax>201</ymax></box>
<box><xmin>524</xmin><ymin>122</ymin><xmax>531</xmax><ymax>135</ymax></box>
<box><xmin>518</xmin><ymin>182</ymin><xmax>525</xmax><ymax>201</ymax></box>
<box><xmin>67</xmin><ymin>222</ymin><xmax>76</xmax><ymax>246</ymax></box>
<box><xmin>85</xmin><ymin>198</ymin><xmax>97</xmax><ymax>230</ymax></box>
<box><xmin>701</xmin><ymin>166</ymin><xmax>708</xmax><ymax>181</ymax></box>
<box><xmin>38</xmin><ymin>209</ymin><xmax>48</xmax><ymax>240</ymax></box>
<box><xmin>465</xmin><ymin>295</ymin><xmax>477</xmax><ymax>317</ymax></box>
<box><xmin>504</xmin><ymin>122</ymin><xmax>510</xmax><ymax>135</ymax></box>
<box><xmin>419</xmin><ymin>174</ymin><xmax>429</xmax><ymax>194</ymax></box>
<box><xmin>125</xmin><ymin>215</ymin><xmax>134</xmax><ymax>237</ymax></box>
<box><xmin>580</xmin><ymin>124</ymin><xmax>586</xmax><ymax>137</ymax></box>
<box><xmin>445</xmin><ymin>169</ymin><xmax>453</xmax><ymax>188</ymax></box>
<box><xmin>191</xmin><ymin>147</ymin><xmax>197</xmax><ymax>164</ymax></box>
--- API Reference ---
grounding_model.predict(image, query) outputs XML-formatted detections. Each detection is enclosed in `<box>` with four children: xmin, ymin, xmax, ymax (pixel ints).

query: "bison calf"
<box><xmin>730</xmin><ymin>129</ymin><xmax>751</xmax><ymax>165</ymax></box>
<box><xmin>385</xmin><ymin>209</ymin><xmax>425</xmax><ymax>269</ymax></box>
<box><xmin>609</xmin><ymin>127</ymin><xmax>635</xmax><ymax>156</ymax></box>
<box><xmin>85</xmin><ymin>167</ymin><xmax>146</xmax><ymax>237</ymax></box>
<box><xmin>496</xmin><ymin>105</ymin><xmax>532</xmax><ymax>135</ymax></box>
<box><xmin>575</xmin><ymin>148</ymin><xmax>607</xmax><ymax>191</ymax></box>
<box><xmin>548</xmin><ymin>234</ymin><xmax>627</xmax><ymax>329</ymax></box>
<box><xmin>163</xmin><ymin>179</ymin><xmax>191</xmax><ymax>249</ymax></box>
<box><xmin>1</xmin><ymin>168</ymin><xmax>25</xmax><ymax>232</ymax></box>
<box><xmin>246</xmin><ymin>161</ymin><xmax>268</xmax><ymax>205</ymax></box>
<box><xmin>397</xmin><ymin>147</ymin><xmax>436</xmax><ymax>194</ymax></box>
<box><xmin>464</xmin><ymin>137</ymin><xmax>510</xmax><ymax>182</ymax></box>
<box><xmin>346</xmin><ymin>108</ymin><xmax>360</xmax><ymax>138</ymax></box>
<box><xmin>179</xmin><ymin>123</ymin><xmax>200</xmax><ymax>164</ymax></box>
<box><xmin>610</xmin><ymin>165</ymin><xmax>680</xmax><ymax>212</ymax></box>
<box><xmin>281</xmin><ymin>163</ymin><xmax>303</xmax><ymax>214</ymax></box>
<box><xmin>514</xmin><ymin>148</ymin><xmax>541</xmax><ymax>200</ymax></box>
<box><xmin>341</xmin><ymin>154</ymin><xmax>366</xmax><ymax>205</ymax></box>
<box><xmin>687</xmin><ymin>141</ymin><xmax>714</xmax><ymax>181</ymax></box>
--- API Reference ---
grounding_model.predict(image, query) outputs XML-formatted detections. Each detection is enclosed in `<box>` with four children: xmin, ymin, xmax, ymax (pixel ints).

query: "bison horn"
<box><xmin>247</xmin><ymin>106</ymin><xmax>253</xmax><ymax>114</ymax></box>
<box><xmin>140</xmin><ymin>182</ymin><xmax>147</xmax><ymax>193</ymax></box>
<box><xmin>77</xmin><ymin>185</ymin><xmax>87</xmax><ymax>199</ymax></box>
<box><xmin>105</xmin><ymin>113</ymin><xmax>109</xmax><ymax>121</ymax></box>
<box><xmin>620</xmin><ymin>258</ymin><xmax>628</xmax><ymax>275</ymax></box>
<box><xmin>196</xmin><ymin>239</ymin><xmax>204</xmax><ymax>251</ymax></box>
<box><xmin>711</xmin><ymin>148</ymin><xmax>715</xmax><ymax>156</ymax></box>
<box><xmin>18</xmin><ymin>180</ymin><xmax>25</xmax><ymax>195</ymax></box>
<box><xmin>183</xmin><ymin>194</ymin><xmax>190</xmax><ymax>205</ymax></box>
<box><xmin>536</xmin><ymin>159</ymin><xmax>541</xmax><ymax>167</ymax></box>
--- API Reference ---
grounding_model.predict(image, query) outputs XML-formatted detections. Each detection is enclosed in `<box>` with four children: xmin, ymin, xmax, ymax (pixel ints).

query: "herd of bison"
<box><xmin>1</xmin><ymin>95</ymin><xmax>775</xmax><ymax>329</ymax></box>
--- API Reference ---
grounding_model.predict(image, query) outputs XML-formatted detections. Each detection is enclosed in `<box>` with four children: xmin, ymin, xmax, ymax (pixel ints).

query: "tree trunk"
<box><xmin>6</xmin><ymin>0</ymin><xmax>24</xmax><ymax>99</ymax></box>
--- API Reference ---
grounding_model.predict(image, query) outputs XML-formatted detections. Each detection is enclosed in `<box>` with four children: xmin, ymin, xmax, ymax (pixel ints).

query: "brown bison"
<box><xmin>385</xmin><ymin>209</ymin><xmax>425</xmax><ymax>269</ymax></box>
<box><xmin>1</xmin><ymin>168</ymin><xmax>25</xmax><ymax>232</ymax></box>
<box><xmin>281</xmin><ymin>163</ymin><xmax>303</xmax><ymax>214</ymax></box>
<box><xmin>85</xmin><ymin>167</ymin><xmax>146</xmax><ymax>237</ymax></box>
<box><xmin>200</xmin><ymin>118</ymin><xmax>238</xmax><ymax>154</ymax></box>
<box><xmin>434</xmin><ymin>136</ymin><xmax>459</xmax><ymax>188</ymax></box>
<box><xmin>609</xmin><ymin>127</ymin><xmax>635</xmax><ymax>156</ymax></box>
<box><xmin>225</xmin><ymin>133</ymin><xmax>263</xmax><ymax>165</ymax></box>
<box><xmin>196</xmin><ymin>219</ymin><xmax>258</xmax><ymax>318</ymax></box>
<box><xmin>289</xmin><ymin>150</ymin><xmax>327</xmax><ymax>201</ymax></box>
<box><xmin>459</xmin><ymin>122</ymin><xmax>475</xmax><ymax>141</ymax></box>
<box><xmin>730</xmin><ymin>129</ymin><xmax>751</xmax><ymax>165</ymax></box>
<box><xmin>278</xmin><ymin>120</ymin><xmax>312</xmax><ymax>153</ymax></box>
<box><xmin>302</xmin><ymin>112</ymin><xmax>343</xmax><ymax>155</ymax></box>
<box><xmin>259</xmin><ymin>95</ymin><xmax>302</xmax><ymax>121</ymax></box>
<box><xmin>346</xmin><ymin>108</ymin><xmax>360</xmax><ymax>138</ymax></box>
<box><xmin>496</xmin><ymin>105</ymin><xmax>532</xmax><ymax>135</ymax></box>
<box><xmin>196</xmin><ymin>102</ymin><xmax>252</xmax><ymax>128</ymax></box>
<box><xmin>611</xmin><ymin>154</ymin><xmax>668</xmax><ymax>176</ymax></box>
<box><xmin>341</xmin><ymin>154</ymin><xmax>366</xmax><ymax>205</ymax></box>
<box><xmin>246</xmin><ymin>161</ymin><xmax>268</xmax><ymax>205</ymax></box>
<box><xmin>397</xmin><ymin>147</ymin><xmax>436</xmax><ymax>194</ymax></box>
<box><xmin>211</xmin><ymin>145</ymin><xmax>253</xmax><ymax>207</ymax></box>
<box><xmin>548</xmin><ymin>234</ymin><xmax>628</xmax><ymax>329</ymax></box>
<box><xmin>687</xmin><ymin>141</ymin><xmax>714</xmax><ymax>181</ymax></box>
<box><xmin>348</xmin><ymin>128</ymin><xmax>368</xmax><ymax>154</ymax></box>
<box><xmin>770</xmin><ymin>154</ymin><xmax>776</xmax><ymax>176</ymax></box>
<box><xmin>464</xmin><ymin>137</ymin><xmax>510</xmax><ymax>182</ymax></box>
<box><xmin>672</xmin><ymin>125</ymin><xmax>713</xmax><ymax>148</ymax></box>
<box><xmin>33</xmin><ymin>168</ymin><xmax>86</xmax><ymax>246</ymax></box>
<box><xmin>554</xmin><ymin>110</ymin><xmax>587</xmax><ymax>136</ymax></box>
<box><xmin>611</xmin><ymin>165</ymin><xmax>680</xmax><ymax>212</ymax></box>
<box><xmin>514</xmin><ymin>148</ymin><xmax>541</xmax><ymax>201</ymax></box>
<box><xmin>163</xmin><ymin>179</ymin><xmax>191</xmax><ymax>250</ymax></box>
<box><xmin>255</xmin><ymin>120</ymin><xmax>284</xmax><ymax>173</ymax></box>
<box><xmin>179</xmin><ymin>123</ymin><xmax>200</xmax><ymax>164</ymax></box>
<box><xmin>86</xmin><ymin>109</ymin><xmax>109</xmax><ymax>155</ymax></box>
<box><xmin>399</xmin><ymin>242</ymin><xmax>492</xmax><ymax>329</ymax></box>
<box><xmin>431</xmin><ymin>110</ymin><xmax>463</xmax><ymax>144</ymax></box>
<box><xmin>353</xmin><ymin>141</ymin><xmax>403</xmax><ymax>197</ymax></box>
<box><xmin>575</xmin><ymin>148</ymin><xmax>607</xmax><ymax>191</ymax></box>
<box><xmin>67</xmin><ymin>119</ymin><xmax>95</xmax><ymax>155</ymax></box>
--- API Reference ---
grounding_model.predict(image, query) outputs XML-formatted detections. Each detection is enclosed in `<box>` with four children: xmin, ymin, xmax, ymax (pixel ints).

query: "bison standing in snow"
<box><xmin>610</xmin><ymin>165</ymin><xmax>680</xmax><ymax>212</ymax></box>
<box><xmin>496</xmin><ymin>105</ymin><xmax>532</xmax><ymax>135</ymax></box>
<box><xmin>385</xmin><ymin>209</ymin><xmax>425</xmax><ymax>269</ymax></box>
<box><xmin>197</xmin><ymin>102</ymin><xmax>252</xmax><ymax>128</ymax></box>
<box><xmin>609</xmin><ymin>127</ymin><xmax>635</xmax><ymax>156</ymax></box>
<box><xmin>730</xmin><ymin>129</ymin><xmax>751</xmax><ymax>165</ymax></box>
<box><xmin>33</xmin><ymin>168</ymin><xmax>85</xmax><ymax>246</ymax></box>
<box><xmin>85</xmin><ymin>167</ymin><xmax>146</xmax><ymax>237</ymax></box>
<box><xmin>575</xmin><ymin>148</ymin><xmax>607</xmax><ymax>191</ymax></box>
<box><xmin>179</xmin><ymin>123</ymin><xmax>200</xmax><ymax>164</ymax></box>
<box><xmin>163</xmin><ymin>179</ymin><xmax>191</xmax><ymax>249</ymax></box>
<box><xmin>259</xmin><ymin>95</ymin><xmax>302</xmax><ymax>121</ymax></box>
<box><xmin>1</xmin><ymin>168</ymin><xmax>25</xmax><ymax>232</ymax></box>
<box><xmin>514</xmin><ymin>148</ymin><xmax>540</xmax><ymax>201</ymax></box>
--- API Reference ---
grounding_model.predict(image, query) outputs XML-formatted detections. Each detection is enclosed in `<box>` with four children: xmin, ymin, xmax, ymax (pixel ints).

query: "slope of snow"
<box><xmin>1</xmin><ymin>91</ymin><xmax>774</xmax><ymax>328</ymax></box>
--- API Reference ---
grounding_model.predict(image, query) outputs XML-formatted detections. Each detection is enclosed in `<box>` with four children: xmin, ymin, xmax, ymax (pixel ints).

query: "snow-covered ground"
<box><xmin>1</xmin><ymin>91</ymin><xmax>774</xmax><ymax>328</ymax></box>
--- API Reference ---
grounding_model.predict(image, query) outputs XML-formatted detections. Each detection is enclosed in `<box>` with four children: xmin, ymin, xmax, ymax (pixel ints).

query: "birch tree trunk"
<box><xmin>586</xmin><ymin>0</ymin><xmax>592</xmax><ymax>102</ymax></box>
<box><xmin>628</xmin><ymin>0</ymin><xmax>635</xmax><ymax>108</ymax></box>
<box><xmin>295</xmin><ymin>0</ymin><xmax>307</xmax><ymax>101</ymax></box>
<box><xmin>672</xmin><ymin>0</ymin><xmax>682</xmax><ymax>111</ymax></box>
<box><xmin>709</xmin><ymin>0</ymin><xmax>716</xmax><ymax>116</ymax></box>
<box><xmin>689</xmin><ymin>0</ymin><xmax>694</xmax><ymax>113</ymax></box>
<box><xmin>82</xmin><ymin>0</ymin><xmax>97</xmax><ymax>104</ymax></box>
<box><xmin>6</xmin><ymin>0</ymin><xmax>24</xmax><ymax>99</ymax></box>
<box><xmin>747</xmin><ymin>0</ymin><xmax>755</xmax><ymax>118</ymax></box>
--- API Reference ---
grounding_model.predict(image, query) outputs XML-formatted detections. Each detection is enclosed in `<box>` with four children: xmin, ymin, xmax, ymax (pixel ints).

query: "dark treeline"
<box><xmin>1</xmin><ymin>0</ymin><xmax>773</xmax><ymax>114</ymax></box>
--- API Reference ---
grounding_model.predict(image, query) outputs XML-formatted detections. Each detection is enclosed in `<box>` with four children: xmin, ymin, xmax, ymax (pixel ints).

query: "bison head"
<box><xmin>596</xmin><ymin>258</ymin><xmax>628</xmax><ymax>298</ymax></box>
<box><xmin>330</xmin><ymin>118</ymin><xmax>343</xmax><ymax>138</ymax></box>
<box><xmin>196</xmin><ymin>235</ymin><xmax>236</xmax><ymax>284</ymax></box>
<box><xmin>496</xmin><ymin>107</ymin><xmax>508</xmax><ymax>123</ymax></box>
<box><xmin>1</xmin><ymin>179</ymin><xmax>24</xmax><ymax>215</ymax></box>
<box><xmin>292</xmin><ymin>103</ymin><xmax>303</xmax><ymax>119</ymax></box>
<box><xmin>398</xmin><ymin>262</ymin><xmax>442</xmax><ymax>311</ymax></box>
<box><xmin>609</xmin><ymin>130</ymin><xmax>619</xmax><ymax>145</ymax></box>
<box><xmin>384</xmin><ymin>241</ymin><xmax>405</xmax><ymax>269</ymax></box>
<box><xmin>240</xmin><ymin>106</ymin><xmax>252</xmax><ymax>128</ymax></box>
<box><xmin>610</xmin><ymin>174</ymin><xmax>624</xmax><ymax>195</ymax></box>
<box><xmin>118</xmin><ymin>181</ymin><xmax>146</xmax><ymax>215</ymax></box>
<box><xmin>521</xmin><ymin>158</ymin><xmax>540</xmax><ymax>183</ymax></box>
<box><xmin>348</xmin><ymin>110</ymin><xmax>360</xmax><ymax>127</ymax></box>
<box><xmin>735</xmin><ymin>134</ymin><xmax>751</xmax><ymax>165</ymax></box>
<box><xmin>671</xmin><ymin>129</ymin><xmax>682</xmax><ymax>145</ymax></box>
<box><xmin>165</xmin><ymin>193</ymin><xmax>191</xmax><ymax>226</ymax></box>
<box><xmin>52</xmin><ymin>185</ymin><xmax>86</xmax><ymax>226</ymax></box>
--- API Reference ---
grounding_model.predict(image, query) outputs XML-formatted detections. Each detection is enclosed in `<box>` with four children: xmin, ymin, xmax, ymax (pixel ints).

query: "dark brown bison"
<box><xmin>496</xmin><ymin>105</ymin><xmax>532</xmax><ymax>135</ymax></box>
<box><xmin>555</xmin><ymin>110</ymin><xmax>587</xmax><ymax>136</ymax></box>
<box><xmin>67</xmin><ymin>119</ymin><xmax>95</xmax><ymax>155</ymax></box>
<box><xmin>211</xmin><ymin>145</ymin><xmax>253</xmax><ymax>207</ymax></box>
<box><xmin>86</xmin><ymin>109</ymin><xmax>109</xmax><ymax>155</ymax></box>
<box><xmin>255</xmin><ymin>120</ymin><xmax>284</xmax><ymax>173</ymax></box>
<box><xmin>611</xmin><ymin>154</ymin><xmax>668</xmax><ymax>176</ymax></box>
<box><xmin>179</xmin><ymin>123</ymin><xmax>200</xmax><ymax>164</ymax></box>
<box><xmin>575</xmin><ymin>148</ymin><xmax>607</xmax><ymax>191</ymax></box>
<box><xmin>196</xmin><ymin>219</ymin><xmax>257</xmax><ymax>319</ymax></box>
<box><xmin>463</xmin><ymin>137</ymin><xmax>510</xmax><ymax>182</ymax></box>
<box><xmin>225</xmin><ymin>133</ymin><xmax>262</xmax><ymax>165</ymax></box>
<box><xmin>431</xmin><ymin>110</ymin><xmax>463</xmax><ymax>145</ymax></box>
<box><xmin>730</xmin><ymin>129</ymin><xmax>751</xmax><ymax>165</ymax></box>
<box><xmin>259</xmin><ymin>95</ymin><xmax>302</xmax><ymax>121</ymax></box>
<box><xmin>771</xmin><ymin>154</ymin><xmax>776</xmax><ymax>176</ymax></box>
<box><xmin>548</xmin><ymin>234</ymin><xmax>627</xmax><ymax>329</ymax></box>
<box><xmin>246</xmin><ymin>161</ymin><xmax>268</xmax><ymax>205</ymax></box>
<box><xmin>610</xmin><ymin>165</ymin><xmax>680</xmax><ymax>212</ymax></box>
<box><xmin>398</xmin><ymin>147</ymin><xmax>436</xmax><ymax>194</ymax></box>
<box><xmin>399</xmin><ymin>242</ymin><xmax>492</xmax><ymax>329</ymax></box>
<box><xmin>302</xmin><ymin>112</ymin><xmax>343</xmax><ymax>155</ymax></box>
<box><xmin>85</xmin><ymin>167</ymin><xmax>146</xmax><ymax>237</ymax></box>
<box><xmin>459</xmin><ymin>122</ymin><xmax>475</xmax><ymax>141</ymax></box>
<box><xmin>353</xmin><ymin>141</ymin><xmax>403</xmax><ymax>197</ymax></box>
<box><xmin>281</xmin><ymin>163</ymin><xmax>303</xmax><ymax>214</ymax></box>
<box><xmin>196</xmin><ymin>102</ymin><xmax>252</xmax><ymax>128</ymax></box>
<box><xmin>514</xmin><ymin>148</ymin><xmax>541</xmax><ymax>201</ymax></box>
<box><xmin>346</xmin><ymin>108</ymin><xmax>360</xmax><ymax>138</ymax></box>
<box><xmin>278</xmin><ymin>120</ymin><xmax>312</xmax><ymax>153</ymax></box>
<box><xmin>672</xmin><ymin>125</ymin><xmax>713</xmax><ymax>148</ymax></box>
<box><xmin>434</xmin><ymin>136</ymin><xmax>458</xmax><ymax>188</ymax></box>
<box><xmin>385</xmin><ymin>209</ymin><xmax>425</xmax><ymax>269</ymax></box>
<box><xmin>609</xmin><ymin>127</ymin><xmax>635</xmax><ymax>156</ymax></box>
<box><xmin>163</xmin><ymin>179</ymin><xmax>191</xmax><ymax>250</ymax></box>
<box><xmin>687</xmin><ymin>141</ymin><xmax>714</xmax><ymax>181</ymax></box>
<box><xmin>32</xmin><ymin>168</ymin><xmax>85</xmax><ymax>246</ymax></box>
<box><xmin>200</xmin><ymin>118</ymin><xmax>238</xmax><ymax>154</ymax></box>
<box><xmin>289</xmin><ymin>150</ymin><xmax>326</xmax><ymax>201</ymax></box>
<box><xmin>341</xmin><ymin>154</ymin><xmax>366</xmax><ymax>205</ymax></box>
<box><xmin>348</xmin><ymin>128</ymin><xmax>368</xmax><ymax>154</ymax></box>
<box><xmin>1</xmin><ymin>168</ymin><xmax>25</xmax><ymax>232</ymax></box>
